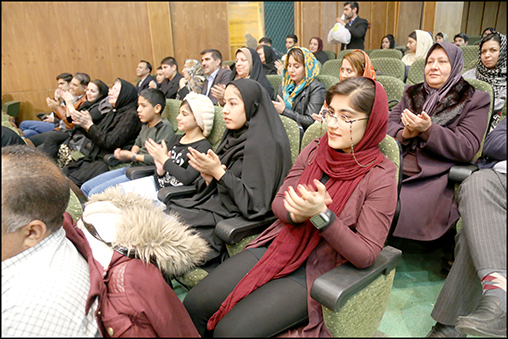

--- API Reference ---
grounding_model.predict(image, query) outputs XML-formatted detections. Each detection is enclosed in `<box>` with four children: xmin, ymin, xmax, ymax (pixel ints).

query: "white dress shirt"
<box><xmin>2</xmin><ymin>227</ymin><xmax>98</xmax><ymax>337</ymax></box>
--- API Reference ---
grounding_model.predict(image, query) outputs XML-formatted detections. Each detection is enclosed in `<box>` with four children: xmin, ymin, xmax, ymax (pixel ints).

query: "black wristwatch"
<box><xmin>310</xmin><ymin>208</ymin><xmax>336</xmax><ymax>230</ymax></box>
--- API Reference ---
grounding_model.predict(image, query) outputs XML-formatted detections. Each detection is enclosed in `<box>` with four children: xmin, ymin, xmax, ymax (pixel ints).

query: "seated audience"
<box><xmin>19</xmin><ymin>72</ymin><xmax>73</xmax><ymax>137</ymax></box>
<box><xmin>29</xmin><ymin>72</ymin><xmax>90</xmax><ymax>146</ymax></box>
<box><xmin>159</xmin><ymin>56</ymin><xmax>184</xmax><ymax>99</ymax></box>
<box><xmin>2</xmin><ymin>125</ymin><xmax>26</xmax><ymax>147</ymax></box>
<box><xmin>201</xmin><ymin>49</ymin><xmax>232</xmax><ymax>105</ymax></box>
<box><xmin>482</xmin><ymin>27</ymin><xmax>496</xmax><ymax>38</ymax></box>
<box><xmin>135</xmin><ymin>59</ymin><xmax>156</xmax><ymax>95</ymax></box>
<box><xmin>149</xmin><ymin>66</ymin><xmax>165</xmax><ymax>89</ymax></box>
<box><xmin>427</xmin><ymin>117</ymin><xmax>506</xmax><ymax>338</ymax></box>
<box><xmin>463</xmin><ymin>31</ymin><xmax>506</xmax><ymax>131</ymax></box>
<box><xmin>2</xmin><ymin>145</ymin><xmax>98</xmax><ymax>337</ymax></box>
<box><xmin>381</xmin><ymin>34</ymin><xmax>396</xmax><ymax>49</ymax></box>
<box><xmin>454</xmin><ymin>32</ymin><xmax>469</xmax><ymax>46</ymax></box>
<box><xmin>41</xmin><ymin>79</ymin><xmax>109</xmax><ymax>163</ymax></box>
<box><xmin>62</xmin><ymin>78</ymin><xmax>142</xmax><ymax>187</ymax></box>
<box><xmin>80</xmin><ymin>88</ymin><xmax>175</xmax><ymax>197</ymax></box>
<box><xmin>212</xmin><ymin>47</ymin><xmax>276</xmax><ymax>104</ymax></box>
<box><xmin>272</xmin><ymin>46</ymin><xmax>326</xmax><ymax>134</ymax></box>
<box><xmin>66</xmin><ymin>187</ymin><xmax>208</xmax><ymax>337</ymax></box>
<box><xmin>256</xmin><ymin>44</ymin><xmax>279</xmax><ymax>75</ymax></box>
<box><xmin>309</xmin><ymin>36</ymin><xmax>329</xmax><ymax>65</ymax></box>
<box><xmin>259</xmin><ymin>36</ymin><xmax>281</xmax><ymax>59</ymax></box>
<box><xmin>312</xmin><ymin>49</ymin><xmax>375</xmax><ymax>122</ymax></box>
<box><xmin>276</xmin><ymin>33</ymin><xmax>299</xmax><ymax>74</ymax></box>
<box><xmin>402</xmin><ymin>30</ymin><xmax>434</xmax><ymax>81</ymax></box>
<box><xmin>340</xmin><ymin>49</ymin><xmax>376</xmax><ymax>81</ymax></box>
<box><xmin>165</xmin><ymin>78</ymin><xmax>292</xmax><ymax>268</ymax></box>
<box><xmin>183</xmin><ymin>77</ymin><xmax>398</xmax><ymax>337</ymax></box>
<box><xmin>119</xmin><ymin>92</ymin><xmax>214</xmax><ymax>205</ymax></box>
<box><xmin>177</xmin><ymin>59</ymin><xmax>206</xmax><ymax>99</ymax></box>
<box><xmin>435</xmin><ymin>32</ymin><xmax>449</xmax><ymax>43</ymax></box>
<box><xmin>387</xmin><ymin>42</ymin><xmax>490</xmax><ymax>241</ymax></box>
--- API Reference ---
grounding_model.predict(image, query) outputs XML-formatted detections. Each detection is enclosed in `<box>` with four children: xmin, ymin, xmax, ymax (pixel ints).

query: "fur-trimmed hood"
<box><xmin>83</xmin><ymin>187</ymin><xmax>210</xmax><ymax>278</ymax></box>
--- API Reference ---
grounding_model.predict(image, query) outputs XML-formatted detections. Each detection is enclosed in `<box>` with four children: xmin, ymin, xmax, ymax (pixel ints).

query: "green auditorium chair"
<box><xmin>162</xmin><ymin>98</ymin><xmax>184</xmax><ymax>134</ymax></box>
<box><xmin>336</xmin><ymin>49</ymin><xmax>356</xmax><ymax>62</ymax></box>
<box><xmin>461</xmin><ymin>45</ymin><xmax>479</xmax><ymax>74</ymax></box>
<box><xmin>323</xmin><ymin>49</ymin><xmax>337</xmax><ymax>60</ymax></box>
<box><xmin>266</xmin><ymin>74</ymin><xmax>282</xmax><ymax>98</ymax></box>
<box><xmin>321</xmin><ymin>59</ymin><xmax>342</xmax><ymax>78</ymax></box>
<box><xmin>405</xmin><ymin>58</ymin><xmax>426</xmax><ymax>85</ymax></box>
<box><xmin>300</xmin><ymin>122</ymin><xmax>404</xmax><ymax>337</ymax></box>
<box><xmin>369</xmin><ymin>49</ymin><xmax>403</xmax><ymax>60</ymax></box>
<box><xmin>2</xmin><ymin>100</ymin><xmax>21</xmax><ymax>119</ymax></box>
<box><xmin>372</xmin><ymin>58</ymin><xmax>406</xmax><ymax>82</ymax></box>
<box><xmin>468</xmin><ymin>35</ymin><xmax>482</xmax><ymax>45</ymax></box>
<box><xmin>316</xmin><ymin>74</ymin><xmax>340</xmax><ymax>91</ymax></box>
<box><xmin>464</xmin><ymin>78</ymin><xmax>493</xmax><ymax>161</ymax></box>
<box><xmin>222</xmin><ymin>60</ymin><xmax>235</xmax><ymax>68</ymax></box>
<box><xmin>375</xmin><ymin>75</ymin><xmax>406</xmax><ymax>110</ymax></box>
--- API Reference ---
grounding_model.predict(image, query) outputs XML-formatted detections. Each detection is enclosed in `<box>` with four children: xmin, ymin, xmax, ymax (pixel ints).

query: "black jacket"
<box><xmin>341</xmin><ymin>16</ymin><xmax>369</xmax><ymax>50</ymax></box>
<box><xmin>277</xmin><ymin>79</ymin><xmax>326</xmax><ymax>131</ymax></box>
<box><xmin>136</xmin><ymin>75</ymin><xmax>156</xmax><ymax>95</ymax></box>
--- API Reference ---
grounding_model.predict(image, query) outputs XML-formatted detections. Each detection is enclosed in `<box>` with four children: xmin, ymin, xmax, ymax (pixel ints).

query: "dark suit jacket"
<box><xmin>136</xmin><ymin>75</ymin><xmax>156</xmax><ymax>95</ymax></box>
<box><xmin>202</xmin><ymin>67</ymin><xmax>232</xmax><ymax>105</ymax></box>
<box><xmin>341</xmin><ymin>16</ymin><xmax>369</xmax><ymax>50</ymax></box>
<box><xmin>160</xmin><ymin>73</ymin><xmax>184</xmax><ymax>99</ymax></box>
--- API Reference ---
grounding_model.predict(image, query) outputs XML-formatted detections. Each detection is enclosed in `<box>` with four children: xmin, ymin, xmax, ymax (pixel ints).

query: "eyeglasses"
<box><xmin>319</xmin><ymin>109</ymin><xmax>374</xmax><ymax>168</ymax></box>
<box><xmin>321</xmin><ymin>109</ymin><xmax>369</xmax><ymax>126</ymax></box>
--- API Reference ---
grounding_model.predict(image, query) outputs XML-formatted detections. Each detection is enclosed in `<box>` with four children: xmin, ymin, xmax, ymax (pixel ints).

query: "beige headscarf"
<box><xmin>235</xmin><ymin>48</ymin><xmax>253</xmax><ymax>78</ymax></box>
<box><xmin>402</xmin><ymin>30</ymin><xmax>434</xmax><ymax>66</ymax></box>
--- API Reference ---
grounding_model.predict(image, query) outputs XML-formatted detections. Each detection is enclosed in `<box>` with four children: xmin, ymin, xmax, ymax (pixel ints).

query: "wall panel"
<box><xmin>2</xmin><ymin>2</ymin><xmax>164</xmax><ymax>121</ymax></box>
<box><xmin>170</xmin><ymin>2</ymin><xmax>230</xmax><ymax>66</ymax></box>
<box><xmin>396</xmin><ymin>2</ymin><xmax>423</xmax><ymax>46</ymax></box>
<box><xmin>465</xmin><ymin>2</ymin><xmax>485</xmax><ymax>36</ymax></box>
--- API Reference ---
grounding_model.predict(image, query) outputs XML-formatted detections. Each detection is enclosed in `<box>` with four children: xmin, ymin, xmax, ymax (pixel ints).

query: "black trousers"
<box><xmin>183</xmin><ymin>247</ymin><xmax>309</xmax><ymax>337</ymax></box>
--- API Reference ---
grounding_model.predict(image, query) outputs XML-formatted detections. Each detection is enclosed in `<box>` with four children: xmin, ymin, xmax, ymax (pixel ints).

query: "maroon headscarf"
<box><xmin>207</xmin><ymin>78</ymin><xmax>389</xmax><ymax>331</ymax></box>
<box><xmin>311</xmin><ymin>36</ymin><xmax>324</xmax><ymax>54</ymax></box>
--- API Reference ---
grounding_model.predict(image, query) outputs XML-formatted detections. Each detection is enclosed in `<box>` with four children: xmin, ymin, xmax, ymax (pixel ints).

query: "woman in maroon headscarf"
<box><xmin>309</xmin><ymin>36</ymin><xmax>329</xmax><ymax>65</ymax></box>
<box><xmin>387</xmin><ymin>42</ymin><xmax>490</xmax><ymax>242</ymax></box>
<box><xmin>183</xmin><ymin>77</ymin><xmax>398</xmax><ymax>337</ymax></box>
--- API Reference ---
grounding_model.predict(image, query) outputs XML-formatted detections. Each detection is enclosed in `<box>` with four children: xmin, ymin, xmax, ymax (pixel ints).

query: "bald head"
<box><xmin>2</xmin><ymin>145</ymin><xmax>70</xmax><ymax>234</ymax></box>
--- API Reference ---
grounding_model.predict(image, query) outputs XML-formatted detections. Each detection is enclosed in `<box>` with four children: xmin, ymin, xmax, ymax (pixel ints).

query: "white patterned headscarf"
<box><xmin>475</xmin><ymin>31</ymin><xmax>507</xmax><ymax>103</ymax></box>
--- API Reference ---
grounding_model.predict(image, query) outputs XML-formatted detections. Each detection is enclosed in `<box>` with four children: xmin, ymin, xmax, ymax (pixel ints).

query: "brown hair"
<box><xmin>342</xmin><ymin>51</ymin><xmax>365</xmax><ymax>76</ymax></box>
<box><xmin>325</xmin><ymin>77</ymin><xmax>375</xmax><ymax>117</ymax></box>
<box><xmin>287</xmin><ymin>47</ymin><xmax>305</xmax><ymax>65</ymax></box>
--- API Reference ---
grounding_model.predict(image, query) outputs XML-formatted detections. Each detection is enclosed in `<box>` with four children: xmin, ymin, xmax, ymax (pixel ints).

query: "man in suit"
<box><xmin>336</xmin><ymin>1</ymin><xmax>368</xmax><ymax>50</ymax></box>
<box><xmin>200</xmin><ymin>49</ymin><xmax>231</xmax><ymax>105</ymax></box>
<box><xmin>136</xmin><ymin>60</ymin><xmax>156</xmax><ymax>95</ymax></box>
<box><xmin>159</xmin><ymin>57</ymin><xmax>184</xmax><ymax>100</ymax></box>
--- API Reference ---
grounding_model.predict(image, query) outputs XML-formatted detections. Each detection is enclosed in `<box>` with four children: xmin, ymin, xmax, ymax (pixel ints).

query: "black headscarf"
<box><xmin>170</xmin><ymin>78</ymin><xmax>292</xmax><ymax>220</ymax></box>
<box><xmin>84</xmin><ymin>78</ymin><xmax>139</xmax><ymax>160</ymax></box>
<box><xmin>260</xmin><ymin>45</ymin><xmax>279</xmax><ymax>75</ymax></box>
<box><xmin>230</xmin><ymin>47</ymin><xmax>275</xmax><ymax>100</ymax></box>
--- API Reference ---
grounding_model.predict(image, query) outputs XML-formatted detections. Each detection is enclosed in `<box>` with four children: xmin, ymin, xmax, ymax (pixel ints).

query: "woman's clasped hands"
<box><xmin>401</xmin><ymin>108</ymin><xmax>432</xmax><ymax>139</ymax></box>
<box><xmin>284</xmin><ymin>179</ymin><xmax>333</xmax><ymax>224</ymax></box>
<box><xmin>187</xmin><ymin>147</ymin><xmax>226</xmax><ymax>185</ymax></box>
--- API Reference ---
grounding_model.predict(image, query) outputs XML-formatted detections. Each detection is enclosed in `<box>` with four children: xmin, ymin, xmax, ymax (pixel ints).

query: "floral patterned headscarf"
<box><xmin>281</xmin><ymin>47</ymin><xmax>320</xmax><ymax>109</ymax></box>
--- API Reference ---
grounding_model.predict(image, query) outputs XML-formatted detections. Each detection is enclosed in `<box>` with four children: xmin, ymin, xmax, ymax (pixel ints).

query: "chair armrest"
<box><xmin>215</xmin><ymin>214</ymin><xmax>277</xmax><ymax>245</ymax></box>
<box><xmin>103</xmin><ymin>154</ymin><xmax>126</xmax><ymax>167</ymax></box>
<box><xmin>157</xmin><ymin>185</ymin><xmax>196</xmax><ymax>204</ymax></box>
<box><xmin>310</xmin><ymin>245</ymin><xmax>402</xmax><ymax>312</ymax></box>
<box><xmin>126</xmin><ymin>166</ymin><xmax>155</xmax><ymax>180</ymax></box>
<box><xmin>448</xmin><ymin>164</ymin><xmax>479</xmax><ymax>184</ymax></box>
